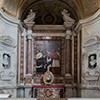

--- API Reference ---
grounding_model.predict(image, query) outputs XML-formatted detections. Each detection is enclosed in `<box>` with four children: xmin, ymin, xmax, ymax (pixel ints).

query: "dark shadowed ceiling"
<box><xmin>1</xmin><ymin>0</ymin><xmax>100</xmax><ymax>24</ymax></box>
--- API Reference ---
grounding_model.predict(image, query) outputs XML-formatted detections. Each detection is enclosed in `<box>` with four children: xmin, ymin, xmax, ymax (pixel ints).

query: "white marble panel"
<box><xmin>76</xmin><ymin>9</ymin><xmax>100</xmax><ymax>97</ymax></box>
<box><xmin>0</xmin><ymin>9</ymin><xmax>21</xmax><ymax>97</ymax></box>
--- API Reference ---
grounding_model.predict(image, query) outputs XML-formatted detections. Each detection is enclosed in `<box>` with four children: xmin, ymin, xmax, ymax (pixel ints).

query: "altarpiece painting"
<box><xmin>35</xmin><ymin>37</ymin><xmax>63</xmax><ymax>75</ymax></box>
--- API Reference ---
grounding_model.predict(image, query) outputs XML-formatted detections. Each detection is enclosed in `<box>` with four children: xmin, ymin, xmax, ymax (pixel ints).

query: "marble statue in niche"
<box><xmin>88</xmin><ymin>54</ymin><xmax>97</xmax><ymax>69</ymax></box>
<box><xmin>24</xmin><ymin>9</ymin><xmax>36</xmax><ymax>23</ymax></box>
<box><xmin>61</xmin><ymin>9</ymin><xmax>75</xmax><ymax>22</ymax></box>
<box><xmin>61</xmin><ymin>9</ymin><xmax>75</xmax><ymax>27</ymax></box>
<box><xmin>2</xmin><ymin>53</ymin><xmax>10</xmax><ymax>69</ymax></box>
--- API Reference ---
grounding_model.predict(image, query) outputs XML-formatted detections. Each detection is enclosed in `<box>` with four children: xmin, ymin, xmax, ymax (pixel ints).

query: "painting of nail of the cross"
<box><xmin>36</xmin><ymin>40</ymin><xmax>62</xmax><ymax>74</ymax></box>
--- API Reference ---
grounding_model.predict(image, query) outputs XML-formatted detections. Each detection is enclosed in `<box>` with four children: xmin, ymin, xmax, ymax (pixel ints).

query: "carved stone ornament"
<box><xmin>83</xmin><ymin>36</ymin><xmax>100</xmax><ymax>47</ymax></box>
<box><xmin>24</xmin><ymin>74</ymin><xmax>33</xmax><ymax>84</ymax></box>
<box><xmin>83</xmin><ymin>71</ymin><xmax>100</xmax><ymax>81</ymax></box>
<box><xmin>37</xmin><ymin>88</ymin><xmax>59</xmax><ymax>98</ymax></box>
<box><xmin>82</xmin><ymin>35</ymin><xmax>100</xmax><ymax>87</ymax></box>
<box><xmin>43</xmin><ymin>66</ymin><xmax>54</xmax><ymax>85</ymax></box>
<box><xmin>0</xmin><ymin>35</ymin><xmax>16</xmax><ymax>48</ymax></box>
<box><xmin>0</xmin><ymin>71</ymin><xmax>15</xmax><ymax>81</ymax></box>
<box><xmin>83</xmin><ymin>36</ymin><xmax>100</xmax><ymax>52</ymax></box>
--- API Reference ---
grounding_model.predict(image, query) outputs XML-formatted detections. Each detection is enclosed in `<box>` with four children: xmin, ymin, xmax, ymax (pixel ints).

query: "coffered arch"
<box><xmin>1</xmin><ymin>0</ymin><xmax>100</xmax><ymax>21</ymax></box>
<box><xmin>19</xmin><ymin>0</ymin><xmax>79</xmax><ymax>24</ymax></box>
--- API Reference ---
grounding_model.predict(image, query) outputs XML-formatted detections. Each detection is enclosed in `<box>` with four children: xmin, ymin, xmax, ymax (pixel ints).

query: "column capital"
<box><xmin>24</xmin><ymin>22</ymin><xmax>35</xmax><ymax>30</ymax></box>
<box><xmin>26</xmin><ymin>29</ymin><xmax>33</xmax><ymax>40</ymax></box>
<box><xmin>66</xmin><ymin>30</ymin><xmax>72</xmax><ymax>39</ymax></box>
<box><xmin>22</xmin><ymin>28</ymin><xmax>27</xmax><ymax>36</ymax></box>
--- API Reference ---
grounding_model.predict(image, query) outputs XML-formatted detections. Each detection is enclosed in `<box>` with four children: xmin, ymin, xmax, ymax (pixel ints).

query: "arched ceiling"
<box><xmin>20</xmin><ymin>0</ymin><xmax>79</xmax><ymax>24</ymax></box>
<box><xmin>0</xmin><ymin>0</ymin><xmax>100</xmax><ymax>24</ymax></box>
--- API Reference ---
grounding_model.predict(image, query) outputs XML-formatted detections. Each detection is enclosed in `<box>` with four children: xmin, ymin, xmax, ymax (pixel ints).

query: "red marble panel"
<box><xmin>74</xmin><ymin>36</ymin><xmax>77</xmax><ymax>83</ymax></box>
<box><xmin>66</xmin><ymin>39</ymin><xmax>72</xmax><ymax>74</ymax></box>
<box><xmin>27</xmin><ymin>39</ymin><xmax>32</xmax><ymax>74</ymax></box>
<box><xmin>20</xmin><ymin>36</ymin><xmax>24</xmax><ymax>83</ymax></box>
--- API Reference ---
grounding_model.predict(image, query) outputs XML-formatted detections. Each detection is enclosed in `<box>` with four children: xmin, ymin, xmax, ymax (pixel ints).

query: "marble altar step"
<box><xmin>2</xmin><ymin>98</ymin><xmax>67</xmax><ymax>100</ymax></box>
<box><xmin>1</xmin><ymin>98</ymin><xmax>100</xmax><ymax>100</ymax></box>
<box><xmin>1</xmin><ymin>98</ymin><xmax>37</xmax><ymax>100</ymax></box>
<box><xmin>37</xmin><ymin>98</ymin><xmax>67</xmax><ymax>100</ymax></box>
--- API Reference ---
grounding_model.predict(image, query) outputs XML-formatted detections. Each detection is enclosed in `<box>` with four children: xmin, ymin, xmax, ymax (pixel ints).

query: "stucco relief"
<box><xmin>82</xmin><ymin>36</ymin><xmax>100</xmax><ymax>87</ymax></box>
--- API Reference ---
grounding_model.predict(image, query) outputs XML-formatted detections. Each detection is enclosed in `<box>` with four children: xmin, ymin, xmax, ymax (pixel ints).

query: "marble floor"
<box><xmin>1</xmin><ymin>98</ymin><xmax>100</xmax><ymax>100</ymax></box>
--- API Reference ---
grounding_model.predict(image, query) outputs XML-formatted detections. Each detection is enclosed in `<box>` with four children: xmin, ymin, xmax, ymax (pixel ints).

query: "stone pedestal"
<box><xmin>38</xmin><ymin>98</ymin><xmax>67</xmax><ymax>100</ymax></box>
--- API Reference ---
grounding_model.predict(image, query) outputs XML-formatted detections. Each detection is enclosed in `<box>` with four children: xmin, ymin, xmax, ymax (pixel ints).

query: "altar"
<box><xmin>31</xmin><ymin>85</ymin><xmax>66</xmax><ymax>98</ymax></box>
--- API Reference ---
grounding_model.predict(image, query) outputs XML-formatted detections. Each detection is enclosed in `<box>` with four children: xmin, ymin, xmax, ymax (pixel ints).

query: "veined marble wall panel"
<box><xmin>0</xmin><ymin>9</ymin><xmax>21</xmax><ymax>97</ymax></box>
<box><xmin>82</xmin><ymin>22</ymin><xmax>100</xmax><ymax>87</ymax></box>
<box><xmin>82</xmin><ymin>90</ymin><xmax>100</xmax><ymax>98</ymax></box>
<box><xmin>0</xmin><ymin>36</ymin><xmax>17</xmax><ymax>97</ymax></box>
<box><xmin>77</xmin><ymin>9</ymin><xmax>100</xmax><ymax>97</ymax></box>
<box><xmin>0</xmin><ymin>19</ymin><xmax>18</xmax><ymax>40</ymax></box>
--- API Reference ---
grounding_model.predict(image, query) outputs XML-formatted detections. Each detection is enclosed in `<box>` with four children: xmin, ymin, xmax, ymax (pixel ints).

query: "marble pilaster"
<box><xmin>24</xmin><ymin>22</ymin><xmax>34</xmax><ymax>75</ymax></box>
<box><xmin>27</xmin><ymin>30</ymin><xmax>33</xmax><ymax>74</ymax></box>
<box><xmin>65</xmin><ymin>30</ymin><xmax>72</xmax><ymax>75</ymax></box>
<box><xmin>20</xmin><ymin>28</ymin><xmax>27</xmax><ymax>83</ymax></box>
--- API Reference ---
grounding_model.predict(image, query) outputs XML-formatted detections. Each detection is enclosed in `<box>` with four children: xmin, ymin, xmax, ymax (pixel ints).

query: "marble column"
<box><xmin>20</xmin><ymin>28</ymin><xmax>26</xmax><ymax>83</ymax></box>
<box><xmin>25</xmin><ymin>22</ymin><xmax>35</xmax><ymax>75</ymax></box>
<box><xmin>65</xmin><ymin>30</ymin><xmax>72</xmax><ymax>75</ymax></box>
<box><xmin>27</xmin><ymin>30</ymin><xmax>33</xmax><ymax>74</ymax></box>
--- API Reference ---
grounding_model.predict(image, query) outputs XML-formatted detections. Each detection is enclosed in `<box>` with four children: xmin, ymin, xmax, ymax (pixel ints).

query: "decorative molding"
<box><xmin>82</xmin><ymin>35</ymin><xmax>100</xmax><ymax>88</ymax></box>
<box><xmin>0</xmin><ymin>8</ymin><xmax>20</xmax><ymax>25</ymax></box>
<box><xmin>33</xmin><ymin>25</ymin><xmax>65</xmax><ymax>31</ymax></box>
<box><xmin>75</xmin><ymin>9</ymin><xmax>100</xmax><ymax>32</ymax></box>
<box><xmin>32</xmin><ymin>25</ymin><xmax>66</xmax><ymax>36</ymax></box>
<box><xmin>83</xmin><ymin>36</ymin><xmax>100</xmax><ymax>47</ymax></box>
<box><xmin>0</xmin><ymin>35</ymin><xmax>16</xmax><ymax>48</ymax></box>
<box><xmin>83</xmin><ymin>35</ymin><xmax>100</xmax><ymax>52</ymax></box>
<box><xmin>0</xmin><ymin>71</ymin><xmax>15</xmax><ymax>81</ymax></box>
<box><xmin>66</xmin><ymin>30</ymin><xmax>72</xmax><ymax>39</ymax></box>
<box><xmin>42</xmin><ymin>66</ymin><xmax>54</xmax><ymax>85</ymax></box>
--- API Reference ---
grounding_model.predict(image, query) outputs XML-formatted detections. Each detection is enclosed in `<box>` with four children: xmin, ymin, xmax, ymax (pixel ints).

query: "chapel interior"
<box><xmin>0</xmin><ymin>0</ymin><xmax>100</xmax><ymax>99</ymax></box>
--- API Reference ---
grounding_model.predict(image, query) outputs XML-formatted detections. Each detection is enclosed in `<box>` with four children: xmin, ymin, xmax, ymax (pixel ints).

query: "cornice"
<box><xmin>0</xmin><ymin>8</ymin><xmax>20</xmax><ymax>25</ymax></box>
